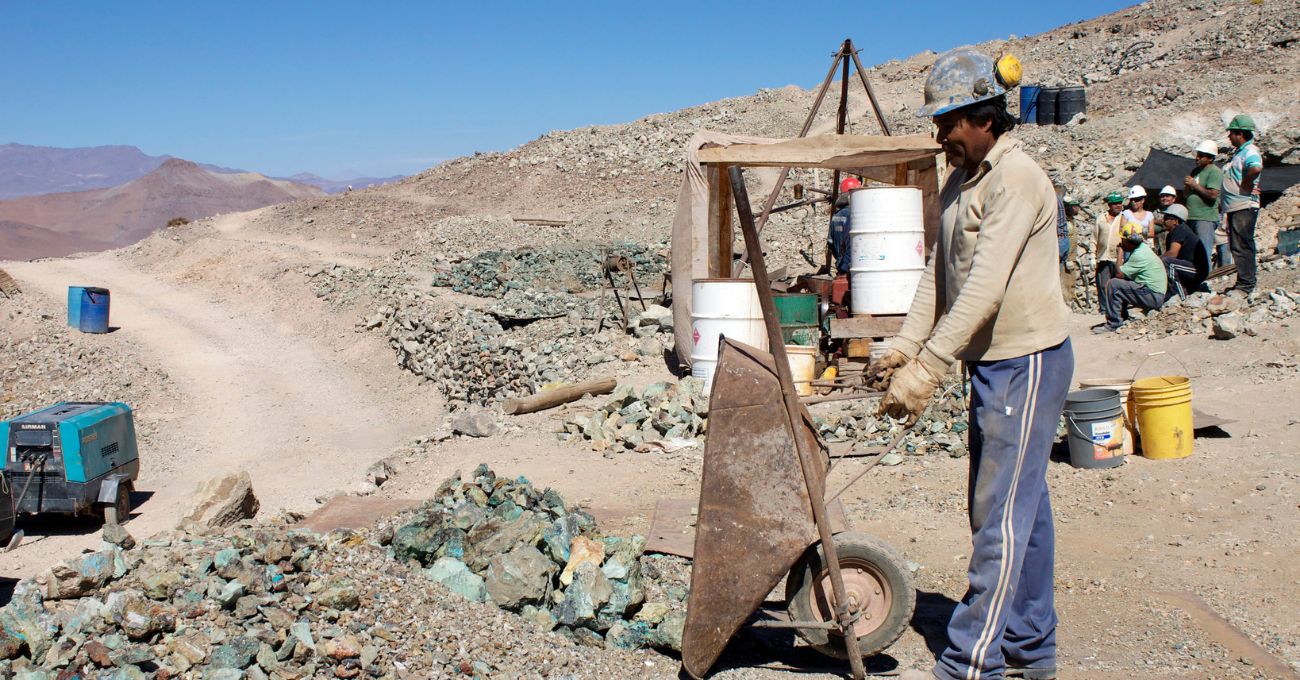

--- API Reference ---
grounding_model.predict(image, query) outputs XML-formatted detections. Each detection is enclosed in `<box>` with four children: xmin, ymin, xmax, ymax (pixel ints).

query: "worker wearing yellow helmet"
<box><xmin>879</xmin><ymin>46</ymin><xmax>1073</xmax><ymax>680</ymax></box>
<box><xmin>1093</xmin><ymin>221</ymin><xmax>1168</xmax><ymax>333</ymax></box>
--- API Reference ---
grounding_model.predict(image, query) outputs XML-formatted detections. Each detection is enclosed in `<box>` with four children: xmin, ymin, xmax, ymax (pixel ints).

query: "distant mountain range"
<box><xmin>0</xmin><ymin>143</ymin><xmax>403</xmax><ymax>199</ymax></box>
<box><xmin>0</xmin><ymin>158</ymin><xmax>323</xmax><ymax>261</ymax></box>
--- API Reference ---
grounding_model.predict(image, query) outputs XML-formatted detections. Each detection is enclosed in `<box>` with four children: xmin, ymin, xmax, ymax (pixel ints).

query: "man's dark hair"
<box><xmin>963</xmin><ymin>95</ymin><xmax>1017</xmax><ymax>137</ymax></box>
<box><xmin>1239</xmin><ymin>129</ymin><xmax>1254</xmax><ymax>141</ymax></box>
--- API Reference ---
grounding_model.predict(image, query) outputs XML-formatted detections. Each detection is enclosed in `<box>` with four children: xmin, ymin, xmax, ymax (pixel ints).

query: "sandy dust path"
<box><xmin>3</xmin><ymin>250</ymin><xmax>426</xmax><ymax>573</ymax></box>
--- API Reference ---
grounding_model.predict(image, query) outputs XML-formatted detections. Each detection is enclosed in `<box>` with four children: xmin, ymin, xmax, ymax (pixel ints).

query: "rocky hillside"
<box><xmin>236</xmin><ymin>0</ymin><xmax>1296</xmax><ymax>267</ymax></box>
<box><xmin>0</xmin><ymin>160</ymin><xmax>323</xmax><ymax>260</ymax></box>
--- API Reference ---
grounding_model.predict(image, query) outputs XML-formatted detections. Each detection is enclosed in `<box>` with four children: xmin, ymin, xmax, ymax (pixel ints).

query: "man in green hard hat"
<box><xmin>1222</xmin><ymin>114</ymin><xmax>1263</xmax><ymax>293</ymax></box>
<box><xmin>1094</xmin><ymin>190</ymin><xmax>1126</xmax><ymax>309</ymax></box>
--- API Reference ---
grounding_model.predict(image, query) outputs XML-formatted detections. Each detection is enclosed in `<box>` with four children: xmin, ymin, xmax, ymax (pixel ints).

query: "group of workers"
<box><xmin>1084</xmin><ymin>113</ymin><xmax>1263</xmax><ymax>332</ymax></box>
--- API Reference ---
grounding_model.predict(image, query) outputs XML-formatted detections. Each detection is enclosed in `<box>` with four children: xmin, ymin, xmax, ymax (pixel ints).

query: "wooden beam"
<box><xmin>707</xmin><ymin>164</ymin><xmax>733</xmax><ymax>278</ymax></box>
<box><xmin>510</xmin><ymin>217</ymin><xmax>570</xmax><ymax>227</ymax></box>
<box><xmin>502</xmin><ymin>378</ymin><xmax>617</xmax><ymax>415</ymax></box>
<box><xmin>913</xmin><ymin>163</ymin><xmax>942</xmax><ymax>256</ymax></box>
<box><xmin>829</xmin><ymin>315</ymin><xmax>906</xmax><ymax>339</ymax></box>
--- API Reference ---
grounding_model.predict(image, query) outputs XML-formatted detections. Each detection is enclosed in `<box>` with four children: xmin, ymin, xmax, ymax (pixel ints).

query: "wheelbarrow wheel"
<box><xmin>102</xmin><ymin>482</ymin><xmax>133</xmax><ymax>526</ymax></box>
<box><xmin>785</xmin><ymin>531</ymin><xmax>915</xmax><ymax>659</ymax></box>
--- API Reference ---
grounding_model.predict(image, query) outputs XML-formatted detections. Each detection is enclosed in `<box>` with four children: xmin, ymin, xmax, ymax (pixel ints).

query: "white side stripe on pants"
<box><xmin>965</xmin><ymin>352</ymin><xmax>1043</xmax><ymax>680</ymax></box>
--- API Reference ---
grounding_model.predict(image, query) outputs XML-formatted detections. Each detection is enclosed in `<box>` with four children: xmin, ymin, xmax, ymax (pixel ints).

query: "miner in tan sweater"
<box><xmin>884</xmin><ymin>48</ymin><xmax>1073</xmax><ymax>680</ymax></box>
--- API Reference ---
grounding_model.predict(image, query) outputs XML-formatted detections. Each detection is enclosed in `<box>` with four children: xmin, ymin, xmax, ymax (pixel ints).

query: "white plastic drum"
<box><xmin>868</xmin><ymin>337</ymin><xmax>893</xmax><ymax>363</ymax></box>
<box><xmin>690</xmin><ymin>279</ymin><xmax>768</xmax><ymax>390</ymax></box>
<box><xmin>785</xmin><ymin>345</ymin><xmax>817</xmax><ymax>397</ymax></box>
<box><xmin>848</xmin><ymin>186</ymin><xmax>926</xmax><ymax>315</ymax></box>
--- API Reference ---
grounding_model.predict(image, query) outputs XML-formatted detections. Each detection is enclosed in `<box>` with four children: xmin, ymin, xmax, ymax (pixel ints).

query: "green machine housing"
<box><xmin>1</xmin><ymin>402</ymin><xmax>140</xmax><ymax>517</ymax></box>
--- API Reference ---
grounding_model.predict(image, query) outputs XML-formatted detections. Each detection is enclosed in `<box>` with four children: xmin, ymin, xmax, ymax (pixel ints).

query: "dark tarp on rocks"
<box><xmin>1126</xmin><ymin>148</ymin><xmax>1300</xmax><ymax>208</ymax></box>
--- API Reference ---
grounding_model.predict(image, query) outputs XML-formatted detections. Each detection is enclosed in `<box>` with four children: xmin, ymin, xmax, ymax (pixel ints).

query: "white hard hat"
<box><xmin>1159</xmin><ymin>185</ymin><xmax>1177</xmax><ymax>196</ymax></box>
<box><xmin>1194</xmin><ymin>140</ymin><xmax>1219</xmax><ymax>156</ymax></box>
<box><xmin>1163</xmin><ymin>204</ymin><xmax>1188</xmax><ymax>222</ymax></box>
<box><xmin>1128</xmin><ymin>186</ymin><xmax>1147</xmax><ymax>199</ymax></box>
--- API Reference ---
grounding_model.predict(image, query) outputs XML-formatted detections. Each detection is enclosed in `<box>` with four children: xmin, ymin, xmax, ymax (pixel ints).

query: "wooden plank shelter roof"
<box><xmin>696</xmin><ymin>133</ymin><xmax>940</xmax><ymax>170</ymax></box>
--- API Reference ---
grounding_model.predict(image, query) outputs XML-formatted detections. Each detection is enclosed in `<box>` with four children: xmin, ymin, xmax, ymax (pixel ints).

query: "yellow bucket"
<box><xmin>1131</xmin><ymin>376</ymin><xmax>1193</xmax><ymax>459</ymax></box>
<box><xmin>1078</xmin><ymin>378</ymin><xmax>1136</xmax><ymax>457</ymax></box>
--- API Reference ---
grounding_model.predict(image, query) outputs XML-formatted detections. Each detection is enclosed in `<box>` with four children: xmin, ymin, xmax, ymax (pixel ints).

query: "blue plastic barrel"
<box><xmin>1019</xmin><ymin>85</ymin><xmax>1041</xmax><ymax>125</ymax></box>
<box><xmin>67</xmin><ymin>286</ymin><xmax>87</xmax><ymax>327</ymax></box>
<box><xmin>78</xmin><ymin>287</ymin><xmax>110</xmax><ymax>334</ymax></box>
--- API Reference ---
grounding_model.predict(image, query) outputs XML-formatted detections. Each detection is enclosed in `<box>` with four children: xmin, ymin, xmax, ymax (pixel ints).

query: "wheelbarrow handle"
<box><xmin>727</xmin><ymin>165</ymin><xmax>868</xmax><ymax>679</ymax></box>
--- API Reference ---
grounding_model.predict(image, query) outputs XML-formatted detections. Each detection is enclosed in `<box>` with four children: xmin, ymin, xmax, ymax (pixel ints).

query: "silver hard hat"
<box><xmin>918</xmin><ymin>47</ymin><xmax>1022</xmax><ymax>118</ymax></box>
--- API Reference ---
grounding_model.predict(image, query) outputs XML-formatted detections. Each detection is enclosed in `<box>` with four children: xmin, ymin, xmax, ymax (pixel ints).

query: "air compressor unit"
<box><xmin>0</xmin><ymin>402</ymin><xmax>140</xmax><ymax>525</ymax></box>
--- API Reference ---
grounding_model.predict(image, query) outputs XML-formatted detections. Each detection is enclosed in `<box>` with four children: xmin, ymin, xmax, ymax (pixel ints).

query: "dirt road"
<box><xmin>1</xmin><ymin>231</ymin><xmax>435</xmax><ymax>575</ymax></box>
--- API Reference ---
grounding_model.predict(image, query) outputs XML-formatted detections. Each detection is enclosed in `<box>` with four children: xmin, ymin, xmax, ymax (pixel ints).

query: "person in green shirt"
<box><xmin>1094</xmin><ymin>222</ymin><xmax>1167</xmax><ymax>333</ymax></box>
<box><xmin>1184</xmin><ymin>139</ymin><xmax>1223</xmax><ymax>266</ymax></box>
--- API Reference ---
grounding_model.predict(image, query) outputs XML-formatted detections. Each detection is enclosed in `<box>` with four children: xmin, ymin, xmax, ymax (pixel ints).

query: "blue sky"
<box><xmin>1</xmin><ymin>1</ymin><xmax>1134</xmax><ymax>179</ymax></box>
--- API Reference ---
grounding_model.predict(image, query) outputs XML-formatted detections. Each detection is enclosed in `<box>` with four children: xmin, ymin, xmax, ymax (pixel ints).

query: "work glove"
<box><xmin>877</xmin><ymin>358</ymin><xmax>946</xmax><ymax>427</ymax></box>
<box><xmin>865</xmin><ymin>349</ymin><xmax>910</xmax><ymax>391</ymax></box>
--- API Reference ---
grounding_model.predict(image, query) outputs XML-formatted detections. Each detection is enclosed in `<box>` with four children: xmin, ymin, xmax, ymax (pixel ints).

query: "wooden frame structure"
<box><xmin>695</xmin><ymin>133</ymin><xmax>943</xmax><ymax>278</ymax></box>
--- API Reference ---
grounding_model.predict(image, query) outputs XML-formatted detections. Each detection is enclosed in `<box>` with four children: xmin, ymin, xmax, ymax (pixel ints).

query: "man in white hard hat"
<box><xmin>1157</xmin><ymin>185</ymin><xmax>1178</xmax><ymax>209</ymax></box>
<box><xmin>1184</xmin><ymin>140</ymin><xmax>1223</xmax><ymax>267</ymax></box>
<box><xmin>871</xmin><ymin>46</ymin><xmax>1071</xmax><ymax>680</ymax></box>
<box><xmin>1155</xmin><ymin>185</ymin><xmax>1178</xmax><ymax>230</ymax></box>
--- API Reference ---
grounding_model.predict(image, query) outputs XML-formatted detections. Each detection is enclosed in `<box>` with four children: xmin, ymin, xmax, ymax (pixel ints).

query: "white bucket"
<box><xmin>1078</xmin><ymin>378</ymin><xmax>1136</xmax><ymax>457</ymax></box>
<box><xmin>848</xmin><ymin>186</ymin><xmax>926</xmax><ymax>315</ymax></box>
<box><xmin>690</xmin><ymin>279</ymin><xmax>768</xmax><ymax>390</ymax></box>
<box><xmin>868</xmin><ymin>337</ymin><xmax>892</xmax><ymax>362</ymax></box>
<box><xmin>785</xmin><ymin>345</ymin><xmax>817</xmax><ymax>397</ymax></box>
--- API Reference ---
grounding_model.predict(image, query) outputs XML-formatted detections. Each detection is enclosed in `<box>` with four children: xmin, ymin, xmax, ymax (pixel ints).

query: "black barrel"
<box><xmin>1036</xmin><ymin>87</ymin><xmax>1059</xmax><ymax>126</ymax></box>
<box><xmin>1057</xmin><ymin>86</ymin><xmax>1086</xmax><ymax>124</ymax></box>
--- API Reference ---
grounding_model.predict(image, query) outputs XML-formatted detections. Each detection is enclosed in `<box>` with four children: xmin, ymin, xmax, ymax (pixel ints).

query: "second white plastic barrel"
<box><xmin>691</xmin><ymin>279</ymin><xmax>768</xmax><ymax>390</ymax></box>
<box><xmin>785</xmin><ymin>345</ymin><xmax>817</xmax><ymax>397</ymax></box>
<box><xmin>848</xmin><ymin>186</ymin><xmax>926</xmax><ymax>315</ymax></box>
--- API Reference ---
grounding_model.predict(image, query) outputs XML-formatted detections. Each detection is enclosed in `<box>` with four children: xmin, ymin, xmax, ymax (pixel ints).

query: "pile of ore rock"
<box><xmin>388</xmin><ymin>306</ymin><xmax>624</xmax><ymax>407</ymax></box>
<box><xmin>0</xmin><ymin>467</ymin><xmax>690</xmax><ymax>679</ymax></box>
<box><xmin>555</xmin><ymin>371</ymin><xmax>971</xmax><ymax>458</ymax></box>
<box><xmin>388</xmin><ymin>465</ymin><xmax>687</xmax><ymax>652</ymax></box>
<box><xmin>557</xmin><ymin>380</ymin><xmax>708</xmax><ymax>452</ymax></box>
<box><xmin>0</xmin><ymin>293</ymin><xmax>166</xmax><ymax>424</ymax></box>
<box><xmin>429</xmin><ymin>243</ymin><xmax>666</xmax><ymax>299</ymax></box>
<box><xmin>304</xmin><ymin>263</ymin><xmax>408</xmax><ymax>309</ymax></box>
<box><xmin>812</xmin><ymin>374</ymin><xmax>969</xmax><ymax>458</ymax></box>
<box><xmin>486</xmin><ymin>289</ymin><xmax>599</xmax><ymax>322</ymax></box>
<box><xmin>1119</xmin><ymin>256</ymin><xmax>1300</xmax><ymax>340</ymax></box>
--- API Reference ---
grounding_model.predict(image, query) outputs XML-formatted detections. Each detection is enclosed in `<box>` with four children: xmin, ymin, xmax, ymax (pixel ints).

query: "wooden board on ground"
<box><xmin>830</xmin><ymin>315</ymin><xmax>905</xmax><ymax>339</ymax></box>
<box><xmin>510</xmin><ymin>216</ymin><xmax>571</xmax><ymax>227</ymax></box>
<box><xmin>0</xmin><ymin>269</ymin><xmax>19</xmax><ymax>297</ymax></box>
<box><xmin>645</xmin><ymin>497</ymin><xmax>851</xmax><ymax>559</ymax></box>
<box><xmin>294</xmin><ymin>496</ymin><xmax>420</xmax><ymax>533</ymax></box>
<box><xmin>1193</xmin><ymin>408</ymin><xmax>1236</xmax><ymax>430</ymax></box>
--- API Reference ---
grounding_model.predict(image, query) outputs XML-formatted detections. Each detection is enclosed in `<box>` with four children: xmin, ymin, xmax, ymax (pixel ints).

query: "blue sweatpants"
<box><xmin>934</xmin><ymin>339</ymin><xmax>1074</xmax><ymax>680</ymax></box>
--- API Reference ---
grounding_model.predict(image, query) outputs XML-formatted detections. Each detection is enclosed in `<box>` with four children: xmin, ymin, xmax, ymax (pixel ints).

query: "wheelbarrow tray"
<box><xmin>682</xmin><ymin>337</ymin><xmax>834</xmax><ymax>678</ymax></box>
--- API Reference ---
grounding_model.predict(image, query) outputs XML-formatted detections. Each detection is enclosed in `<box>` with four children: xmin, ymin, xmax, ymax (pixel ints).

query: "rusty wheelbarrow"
<box><xmin>681</xmin><ymin>167</ymin><xmax>915</xmax><ymax>679</ymax></box>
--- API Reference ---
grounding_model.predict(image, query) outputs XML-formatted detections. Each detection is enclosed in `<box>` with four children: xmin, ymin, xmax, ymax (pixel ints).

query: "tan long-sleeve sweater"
<box><xmin>1095</xmin><ymin>210</ymin><xmax>1123</xmax><ymax>264</ymax></box>
<box><xmin>892</xmin><ymin>135</ymin><xmax>1070</xmax><ymax>371</ymax></box>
